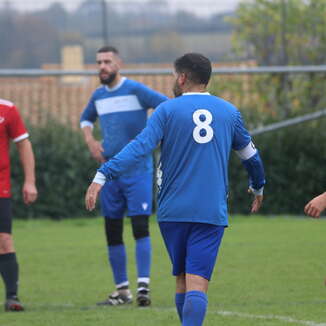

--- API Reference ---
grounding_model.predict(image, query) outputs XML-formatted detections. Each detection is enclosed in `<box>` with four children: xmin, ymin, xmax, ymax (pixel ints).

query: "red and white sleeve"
<box><xmin>7</xmin><ymin>105</ymin><xmax>29</xmax><ymax>142</ymax></box>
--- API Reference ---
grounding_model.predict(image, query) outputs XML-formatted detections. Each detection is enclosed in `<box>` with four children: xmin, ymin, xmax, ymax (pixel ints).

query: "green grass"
<box><xmin>0</xmin><ymin>216</ymin><xmax>325</xmax><ymax>325</ymax></box>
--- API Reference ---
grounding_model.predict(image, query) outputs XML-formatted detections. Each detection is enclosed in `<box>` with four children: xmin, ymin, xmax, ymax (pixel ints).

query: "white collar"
<box><xmin>105</xmin><ymin>77</ymin><xmax>126</xmax><ymax>92</ymax></box>
<box><xmin>182</xmin><ymin>92</ymin><xmax>210</xmax><ymax>96</ymax></box>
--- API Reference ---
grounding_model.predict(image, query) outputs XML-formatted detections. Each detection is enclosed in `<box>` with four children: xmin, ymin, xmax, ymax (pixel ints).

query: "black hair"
<box><xmin>174</xmin><ymin>53</ymin><xmax>212</xmax><ymax>85</ymax></box>
<box><xmin>97</xmin><ymin>46</ymin><xmax>119</xmax><ymax>55</ymax></box>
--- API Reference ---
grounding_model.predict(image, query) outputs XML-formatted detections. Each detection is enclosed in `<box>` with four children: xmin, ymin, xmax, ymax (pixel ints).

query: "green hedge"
<box><xmin>9</xmin><ymin>118</ymin><xmax>326</xmax><ymax>218</ymax></box>
<box><xmin>10</xmin><ymin>121</ymin><xmax>100</xmax><ymax>219</ymax></box>
<box><xmin>228</xmin><ymin>118</ymin><xmax>326</xmax><ymax>215</ymax></box>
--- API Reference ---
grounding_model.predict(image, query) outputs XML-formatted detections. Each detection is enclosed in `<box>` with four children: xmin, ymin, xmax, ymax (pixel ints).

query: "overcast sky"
<box><xmin>3</xmin><ymin>0</ymin><xmax>242</xmax><ymax>16</ymax></box>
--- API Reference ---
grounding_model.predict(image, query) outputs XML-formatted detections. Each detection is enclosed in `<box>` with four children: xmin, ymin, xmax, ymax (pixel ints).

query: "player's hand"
<box><xmin>85</xmin><ymin>182</ymin><xmax>103</xmax><ymax>211</ymax></box>
<box><xmin>22</xmin><ymin>182</ymin><xmax>38</xmax><ymax>205</ymax></box>
<box><xmin>87</xmin><ymin>140</ymin><xmax>105</xmax><ymax>163</ymax></box>
<box><xmin>248</xmin><ymin>188</ymin><xmax>263</xmax><ymax>213</ymax></box>
<box><xmin>304</xmin><ymin>193</ymin><xmax>326</xmax><ymax>218</ymax></box>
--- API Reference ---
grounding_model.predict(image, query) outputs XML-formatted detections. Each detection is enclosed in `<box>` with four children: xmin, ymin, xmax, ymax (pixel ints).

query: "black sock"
<box><xmin>0</xmin><ymin>253</ymin><xmax>19</xmax><ymax>299</ymax></box>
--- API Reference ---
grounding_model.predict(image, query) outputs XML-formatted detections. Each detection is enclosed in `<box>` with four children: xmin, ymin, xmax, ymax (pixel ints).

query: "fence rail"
<box><xmin>251</xmin><ymin>109</ymin><xmax>326</xmax><ymax>136</ymax></box>
<box><xmin>1</xmin><ymin>65</ymin><xmax>326</xmax><ymax>77</ymax></box>
<box><xmin>0</xmin><ymin>66</ymin><xmax>325</xmax><ymax>129</ymax></box>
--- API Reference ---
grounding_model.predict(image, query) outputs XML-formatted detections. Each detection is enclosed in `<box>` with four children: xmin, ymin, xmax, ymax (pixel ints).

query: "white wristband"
<box><xmin>80</xmin><ymin>121</ymin><xmax>94</xmax><ymax>129</ymax></box>
<box><xmin>249</xmin><ymin>186</ymin><xmax>264</xmax><ymax>196</ymax></box>
<box><xmin>92</xmin><ymin>172</ymin><xmax>106</xmax><ymax>185</ymax></box>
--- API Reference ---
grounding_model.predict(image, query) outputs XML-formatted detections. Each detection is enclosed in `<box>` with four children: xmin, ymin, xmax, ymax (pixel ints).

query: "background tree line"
<box><xmin>1</xmin><ymin>0</ymin><xmax>324</xmax><ymax>67</ymax></box>
<box><xmin>225</xmin><ymin>0</ymin><xmax>325</xmax><ymax>216</ymax></box>
<box><xmin>0</xmin><ymin>0</ymin><xmax>234</xmax><ymax>67</ymax></box>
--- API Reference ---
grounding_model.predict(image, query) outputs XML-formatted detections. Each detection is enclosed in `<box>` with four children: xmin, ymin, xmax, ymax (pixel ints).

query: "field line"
<box><xmin>213</xmin><ymin>310</ymin><xmax>326</xmax><ymax>326</ymax></box>
<box><xmin>152</xmin><ymin>307</ymin><xmax>326</xmax><ymax>326</ymax></box>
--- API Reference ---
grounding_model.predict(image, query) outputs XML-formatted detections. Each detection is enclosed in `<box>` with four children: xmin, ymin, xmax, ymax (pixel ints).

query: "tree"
<box><xmin>229</xmin><ymin>0</ymin><xmax>326</xmax><ymax>119</ymax></box>
<box><xmin>231</xmin><ymin>0</ymin><xmax>326</xmax><ymax>65</ymax></box>
<box><xmin>0</xmin><ymin>10</ymin><xmax>61</xmax><ymax>68</ymax></box>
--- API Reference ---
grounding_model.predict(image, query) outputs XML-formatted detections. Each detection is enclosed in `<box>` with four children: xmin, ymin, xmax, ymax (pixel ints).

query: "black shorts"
<box><xmin>0</xmin><ymin>198</ymin><xmax>12</xmax><ymax>234</ymax></box>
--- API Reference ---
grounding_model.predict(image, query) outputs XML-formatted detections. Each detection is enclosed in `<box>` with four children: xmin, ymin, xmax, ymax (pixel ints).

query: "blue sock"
<box><xmin>175</xmin><ymin>292</ymin><xmax>186</xmax><ymax>322</ymax></box>
<box><xmin>135</xmin><ymin>236</ymin><xmax>151</xmax><ymax>278</ymax></box>
<box><xmin>108</xmin><ymin>244</ymin><xmax>128</xmax><ymax>286</ymax></box>
<box><xmin>182</xmin><ymin>291</ymin><xmax>208</xmax><ymax>326</ymax></box>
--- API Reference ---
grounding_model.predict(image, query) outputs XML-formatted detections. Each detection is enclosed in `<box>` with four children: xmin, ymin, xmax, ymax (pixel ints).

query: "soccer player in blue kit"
<box><xmin>85</xmin><ymin>53</ymin><xmax>265</xmax><ymax>325</ymax></box>
<box><xmin>80</xmin><ymin>46</ymin><xmax>168</xmax><ymax>306</ymax></box>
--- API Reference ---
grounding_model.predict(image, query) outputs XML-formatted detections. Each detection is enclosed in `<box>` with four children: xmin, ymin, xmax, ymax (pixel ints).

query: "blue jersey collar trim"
<box><xmin>105</xmin><ymin>77</ymin><xmax>127</xmax><ymax>92</ymax></box>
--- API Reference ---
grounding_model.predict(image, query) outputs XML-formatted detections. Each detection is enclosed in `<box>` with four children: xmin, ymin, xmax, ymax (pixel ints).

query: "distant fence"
<box><xmin>0</xmin><ymin>65</ymin><xmax>325</xmax><ymax>128</ymax></box>
<box><xmin>251</xmin><ymin>109</ymin><xmax>326</xmax><ymax>135</ymax></box>
<box><xmin>0</xmin><ymin>70</ymin><xmax>174</xmax><ymax>127</ymax></box>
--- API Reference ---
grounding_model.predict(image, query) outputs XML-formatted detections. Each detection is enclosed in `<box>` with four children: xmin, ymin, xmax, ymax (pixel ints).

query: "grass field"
<box><xmin>0</xmin><ymin>216</ymin><xmax>325</xmax><ymax>326</ymax></box>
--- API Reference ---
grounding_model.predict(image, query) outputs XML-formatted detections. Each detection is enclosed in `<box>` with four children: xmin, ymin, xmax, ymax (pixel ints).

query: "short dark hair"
<box><xmin>174</xmin><ymin>53</ymin><xmax>212</xmax><ymax>85</ymax></box>
<box><xmin>97</xmin><ymin>46</ymin><xmax>119</xmax><ymax>55</ymax></box>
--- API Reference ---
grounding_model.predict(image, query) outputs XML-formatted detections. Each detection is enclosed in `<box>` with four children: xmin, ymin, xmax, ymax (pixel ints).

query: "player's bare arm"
<box><xmin>304</xmin><ymin>192</ymin><xmax>326</xmax><ymax>218</ymax></box>
<box><xmin>15</xmin><ymin>138</ymin><xmax>37</xmax><ymax>205</ymax></box>
<box><xmin>82</xmin><ymin>126</ymin><xmax>105</xmax><ymax>163</ymax></box>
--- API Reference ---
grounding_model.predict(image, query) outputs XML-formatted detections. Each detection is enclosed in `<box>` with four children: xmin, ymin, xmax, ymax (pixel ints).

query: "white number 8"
<box><xmin>192</xmin><ymin>109</ymin><xmax>213</xmax><ymax>144</ymax></box>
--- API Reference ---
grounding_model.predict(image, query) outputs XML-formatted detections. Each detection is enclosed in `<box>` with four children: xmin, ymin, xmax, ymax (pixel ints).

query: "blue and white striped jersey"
<box><xmin>80</xmin><ymin>77</ymin><xmax>168</xmax><ymax>175</ymax></box>
<box><xmin>96</xmin><ymin>93</ymin><xmax>265</xmax><ymax>226</ymax></box>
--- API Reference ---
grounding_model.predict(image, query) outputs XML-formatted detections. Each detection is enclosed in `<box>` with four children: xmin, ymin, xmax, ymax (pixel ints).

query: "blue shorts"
<box><xmin>100</xmin><ymin>173</ymin><xmax>152</xmax><ymax>219</ymax></box>
<box><xmin>159</xmin><ymin>222</ymin><xmax>225</xmax><ymax>281</ymax></box>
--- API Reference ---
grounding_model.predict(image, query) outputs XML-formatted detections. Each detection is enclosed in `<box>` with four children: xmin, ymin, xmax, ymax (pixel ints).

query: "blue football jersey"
<box><xmin>97</xmin><ymin>92</ymin><xmax>265</xmax><ymax>226</ymax></box>
<box><xmin>80</xmin><ymin>77</ymin><xmax>168</xmax><ymax>175</ymax></box>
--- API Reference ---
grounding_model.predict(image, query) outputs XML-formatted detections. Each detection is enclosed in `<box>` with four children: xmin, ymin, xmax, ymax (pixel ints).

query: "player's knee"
<box><xmin>131</xmin><ymin>215</ymin><xmax>149</xmax><ymax>240</ymax></box>
<box><xmin>0</xmin><ymin>233</ymin><xmax>14</xmax><ymax>253</ymax></box>
<box><xmin>105</xmin><ymin>218</ymin><xmax>123</xmax><ymax>246</ymax></box>
<box><xmin>176</xmin><ymin>273</ymin><xmax>186</xmax><ymax>293</ymax></box>
<box><xmin>186</xmin><ymin>273</ymin><xmax>209</xmax><ymax>293</ymax></box>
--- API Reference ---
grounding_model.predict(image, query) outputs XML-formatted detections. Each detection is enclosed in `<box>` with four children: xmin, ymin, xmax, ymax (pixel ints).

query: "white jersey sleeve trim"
<box><xmin>80</xmin><ymin>120</ymin><xmax>94</xmax><ymax>129</ymax></box>
<box><xmin>235</xmin><ymin>141</ymin><xmax>257</xmax><ymax>160</ymax></box>
<box><xmin>249</xmin><ymin>185</ymin><xmax>264</xmax><ymax>196</ymax></box>
<box><xmin>0</xmin><ymin>99</ymin><xmax>14</xmax><ymax>107</ymax></box>
<box><xmin>13</xmin><ymin>133</ymin><xmax>29</xmax><ymax>143</ymax></box>
<box><xmin>92</xmin><ymin>172</ymin><xmax>106</xmax><ymax>185</ymax></box>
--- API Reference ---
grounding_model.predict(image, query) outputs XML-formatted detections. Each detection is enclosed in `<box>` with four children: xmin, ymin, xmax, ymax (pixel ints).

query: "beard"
<box><xmin>99</xmin><ymin>71</ymin><xmax>117</xmax><ymax>86</ymax></box>
<box><xmin>173</xmin><ymin>80</ymin><xmax>182</xmax><ymax>97</ymax></box>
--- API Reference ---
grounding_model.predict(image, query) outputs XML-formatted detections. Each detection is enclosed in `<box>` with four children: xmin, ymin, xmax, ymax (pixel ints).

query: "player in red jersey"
<box><xmin>0</xmin><ymin>99</ymin><xmax>37</xmax><ymax>311</ymax></box>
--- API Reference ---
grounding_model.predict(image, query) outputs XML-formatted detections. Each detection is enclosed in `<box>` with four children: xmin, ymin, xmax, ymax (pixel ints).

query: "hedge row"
<box><xmin>228</xmin><ymin>118</ymin><xmax>326</xmax><ymax>215</ymax></box>
<box><xmin>10</xmin><ymin>121</ymin><xmax>100</xmax><ymax>219</ymax></box>
<box><xmin>9</xmin><ymin>118</ymin><xmax>326</xmax><ymax>218</ymax></box>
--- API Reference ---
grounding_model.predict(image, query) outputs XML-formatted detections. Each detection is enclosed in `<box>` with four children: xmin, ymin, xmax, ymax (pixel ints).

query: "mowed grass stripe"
<box><xmin>0</xmin><ymin>216</ymin><xmax>325</xmax><ymax>326</ymax></box>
